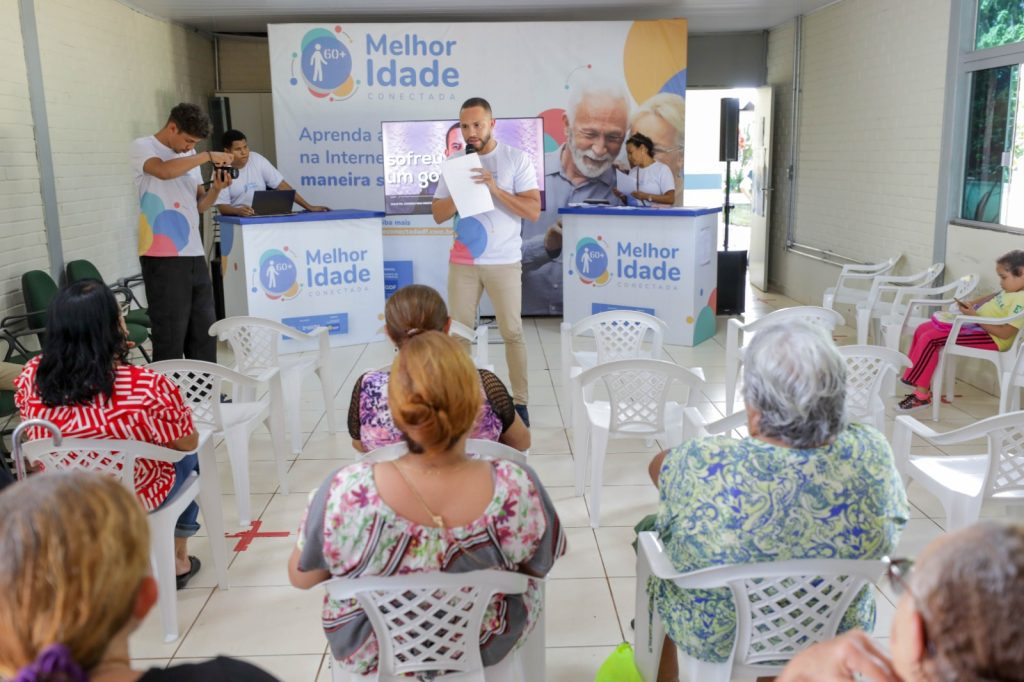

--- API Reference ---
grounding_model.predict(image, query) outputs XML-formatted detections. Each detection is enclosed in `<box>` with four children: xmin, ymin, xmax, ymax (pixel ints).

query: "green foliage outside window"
<box><xmin>976</xmin><ymin>0</ymin><xmax>1024</xmax><ymax>49</ymax></box>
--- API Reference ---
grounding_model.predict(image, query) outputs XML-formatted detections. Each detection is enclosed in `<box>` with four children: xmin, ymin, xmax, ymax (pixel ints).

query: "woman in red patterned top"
<box><xmin>15</xmin><ymin>280</ymin><xmax>204</xmax><ymax>588</ymax></box>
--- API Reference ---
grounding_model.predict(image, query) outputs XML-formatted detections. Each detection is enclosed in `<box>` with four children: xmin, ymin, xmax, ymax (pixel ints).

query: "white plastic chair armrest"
<box><xmin>637</xmin><ymin>532</ymin><xmax>684</xmax><ymax>580</ymax></box>
<box><xmin>894</xmin><ymin>412</ymin><xmax>1024</xmax><ymax>446</ymax></box>
<box><xmin>946</xmin><ymin>309</ymin><xmax>1024</xmax><ymax>339</ymax></box>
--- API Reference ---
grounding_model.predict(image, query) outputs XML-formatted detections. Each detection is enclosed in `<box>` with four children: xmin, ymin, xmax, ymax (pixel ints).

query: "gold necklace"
<box><xmin>391</xmin><ymin>458</ymin><xmax>469</xmax><ymax>528</ymax></box>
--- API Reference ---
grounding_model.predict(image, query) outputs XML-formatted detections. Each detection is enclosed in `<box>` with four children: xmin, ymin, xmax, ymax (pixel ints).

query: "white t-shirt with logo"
<box><xmin>628</xmin><ymin>160</ymin><xmax>676</xmax><ymax>205</ymax></box>
<box><xmin>130</xmin><ymin>135</ymin><xmax>204</xmax><ymax>258</ymax></box>
<box><xmin>214</xmin><ymin>152</ymin><xmax>286</xmax><ymax>208</ymax></box>
<box><xmin>435</xmin><ymin>141</ymin><xmax>539</xmax><ymax>265</ymax></box>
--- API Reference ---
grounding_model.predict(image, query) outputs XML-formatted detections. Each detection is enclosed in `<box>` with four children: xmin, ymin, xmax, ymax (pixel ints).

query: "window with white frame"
<box><xmin>960</xmin><ymin>1</ymin><xmax>1024</xmax><ymax>229</ymax></box>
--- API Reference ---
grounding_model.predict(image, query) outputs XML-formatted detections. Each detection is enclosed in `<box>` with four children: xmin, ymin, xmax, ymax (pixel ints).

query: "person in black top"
<box><xmin>0</xmin><ymin>471</ymin><xmax>279</xmax><ymax>682</ymax></box>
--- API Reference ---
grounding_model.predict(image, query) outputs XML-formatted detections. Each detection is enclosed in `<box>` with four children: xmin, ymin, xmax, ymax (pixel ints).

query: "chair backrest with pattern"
<box><xmin>579</xmin><ymin>359</ymin><xmax>703</xmax><ymax>435</ymax></box>
<box><xmin>986</xmin><ymin>417</ymin><xmax>1024</xmax><ymax>499</ymax></box>
<box><xmin>726</xmin><ymin>562</ymin><xmax>883</xmax><ymax>667</ymax></box>
<box><xmin>324</xmin><ymin>570</ymin><xmax>528</xmax><ymax>679</ymax></box>
<box><xmin>20</xmin><ymin>437</ymin><xmax>181</xmax><ymax>495</ymax></box>
<box><xmin>572</xmin><ymin>310</ymin><xmax>667</xmax><ymax>364</ymax></box>
<box><xmin>210</xmin><ymin>317</ymin><xmax>282</xmax><ymax>375</ymax></box>
<box><xmin>149</xmin><ymin>360</ymin><xmax>225</xmax><ymax>432</ymax></box>
<box><xmin>838</xmin><ymin>346</ymin><xmax>911</xmax><ymax>424</ymax></box>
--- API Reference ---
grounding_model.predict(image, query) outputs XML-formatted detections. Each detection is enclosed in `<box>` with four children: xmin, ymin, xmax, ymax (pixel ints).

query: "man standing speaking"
<box><xmin>432</xmin><ymin>97</ymin><xmax>540</xmax><ymax>426</ymax></box>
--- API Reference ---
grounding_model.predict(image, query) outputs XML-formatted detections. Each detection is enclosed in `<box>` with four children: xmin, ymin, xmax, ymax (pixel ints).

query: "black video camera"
<box><xmin>213</xmin><ymin>165</ymin><xmax>239</xmax><ymax>180</ymax></box>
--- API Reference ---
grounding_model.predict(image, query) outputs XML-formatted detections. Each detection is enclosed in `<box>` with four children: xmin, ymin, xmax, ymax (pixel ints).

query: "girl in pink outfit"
<box><xmin>898</xmin><ymin>249</ymin><xmax>1024</xmax><ymax>412</ymax></box>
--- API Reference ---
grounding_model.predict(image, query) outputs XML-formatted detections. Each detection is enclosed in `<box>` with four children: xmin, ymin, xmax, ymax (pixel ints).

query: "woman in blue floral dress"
<box><xmin>291</xmin><ymin>332</ymin><xmax>565</xmax><ymax>675</ymax></box>
<box><xmin>646</xmin><ymin>321</ymin><xmax>909</xmax><ymax>681</ymax></box>
<box><xmin>347</xmin><ymin>284</ymin><xmax>530</xmax><ymax>453</ymax></box>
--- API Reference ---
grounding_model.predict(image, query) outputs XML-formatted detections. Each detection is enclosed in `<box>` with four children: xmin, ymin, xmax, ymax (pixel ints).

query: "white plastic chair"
<box><xmin>560</xmin><ymin>310</ymin><xmax>667</xmax><ymax>423</ymax></box>
<box><xmin>210</xmin><ymin>317</ymin><xmax>337</xmax><ymax>455</ymax></box>
<box><xmin>448</xmin><ymin>320</ymin><xmax>494</xmax><ymax>373</ymax></box>
<box><xmin>634</xmin><ymin>531</ymin><xmax>885</xmax><ymax>682</ymax></box>
<box><xmin>837</xmin><ymin>345</ymin><xmax>911</xmax><ymax>431</ymax></box>
<box><xmin>150</xmin><ymin>359</ymin><xmax>289</xmax><ymax>527</ymax></box>
<box><xmin>892</xmin><ymin>411</ymin><xmax>1024</xmax><ymax>530</ymax></box>
<box><xmin>325</xmin><ymin>570</ymin><xmax>544</xmax><ymax>681</ymax></box>
<box><xmin>1000</xmin><ymin>341</ymin><xmax>1024</xmax><ymax>413</ymax></box>
<box><xmin>854</xmin><ymin>263</ymin><xmax>945</xmax><ymax>345</ymax></box>
<box><xmin>725</xmin><ymin>307</ymin><xmax>844</xmax><ymax>413</ymax></box>
<box><xmin>878</xmin><ymin>275</ymin><xmax>980</xmax><ymax>356</ymax></box>
<box><xmin>573</xmin><ymin>358</ymin><xmax>704</xmax><ymax>528</ymax></box>
<box><xmin>929</xmin><ymin>309</ymin><xmax>1024</xmax><ymax>422</ymax></box>
<box><xmin>20</xmin><ymin>435</ymin><xmax>230</xmax><ymax>642</ymax></box>
<box><xmin>362</xmin><ymin>439</ymin><xmax>527</xmax><ymax>466</ymax></box>
<box><xmin>822</xmin><ymin>255</ymin><xmax>901</xmax><ymax>311</ymax></box>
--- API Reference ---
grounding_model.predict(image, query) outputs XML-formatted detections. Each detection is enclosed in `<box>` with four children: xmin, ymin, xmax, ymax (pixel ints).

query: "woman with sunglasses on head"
<box><xmin>0</xmin><ymin>471</ymin><xmax>279</xmax><ymax>681</ymax></box>
<box><xmin>612</xmin><ymin>132</ymin><xmax>676</xmax><ymax>207</ymax></box>
<box><xmin>780</xmin><ymin>521</ymin><xmax>1024</xmax><ymax>682</ymax></box>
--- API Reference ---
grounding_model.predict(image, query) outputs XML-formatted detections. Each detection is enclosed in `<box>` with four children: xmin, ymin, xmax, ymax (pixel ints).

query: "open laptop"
<box><xmin>251</xmin><ymin>189</ymin><xmax>297</xmax><ymax>217</ymax></box>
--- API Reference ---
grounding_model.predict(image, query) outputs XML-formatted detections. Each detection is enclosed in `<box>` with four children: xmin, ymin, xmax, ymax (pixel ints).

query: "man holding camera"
<box><xmin>215</xmin><ymin>129</ymin><xmax>328</xmax><ymax>216</ymax></box>
<box><xmin>131</xmin><ymin>102</ymin><xmax>233</xmax><ymax>362</ymax></box>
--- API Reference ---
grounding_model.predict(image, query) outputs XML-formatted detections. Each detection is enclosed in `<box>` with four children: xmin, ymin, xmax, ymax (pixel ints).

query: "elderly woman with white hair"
<box><xmin>645</xmin><ymin>322</ymin><xmax>909</xmax><ymax>682</ymax></box>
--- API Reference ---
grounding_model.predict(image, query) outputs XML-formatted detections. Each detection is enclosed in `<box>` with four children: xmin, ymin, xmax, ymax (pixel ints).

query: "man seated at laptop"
<box><xmin>215</xmin><ymin>129</ymin><xmax>329</xmax><ymax>216</ymax></box>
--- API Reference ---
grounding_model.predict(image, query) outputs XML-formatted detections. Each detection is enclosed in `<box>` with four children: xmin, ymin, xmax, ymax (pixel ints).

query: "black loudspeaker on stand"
<box><xmin>717</xmin><ymin>97</ymin><xmax>746</xmax><ymax>315</ymax></box>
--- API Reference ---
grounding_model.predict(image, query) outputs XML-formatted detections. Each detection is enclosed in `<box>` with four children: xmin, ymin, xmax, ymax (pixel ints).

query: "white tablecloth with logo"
<box><xmin>559</xmin><ymin>206</ymin><xmax>721</xmax><ymax>346</ymax></box>
<box><xmin>219</xmin><ymin>209</ymin><xmax>386</xmax><ymax>353</ymax></box>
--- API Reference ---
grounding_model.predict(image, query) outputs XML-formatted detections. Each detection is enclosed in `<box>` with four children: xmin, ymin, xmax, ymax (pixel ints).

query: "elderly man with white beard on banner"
<box><xmin>520</xmin><ymin>75</ymin><xmax>630</xmax><ymax>316</ymax></box>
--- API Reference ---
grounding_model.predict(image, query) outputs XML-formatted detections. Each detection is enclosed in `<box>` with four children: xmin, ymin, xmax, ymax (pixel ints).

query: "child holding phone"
<box><xmin>898</xmin><ymin>249</ymin><xmax>1024</xmax><ymax>411</ymax></box>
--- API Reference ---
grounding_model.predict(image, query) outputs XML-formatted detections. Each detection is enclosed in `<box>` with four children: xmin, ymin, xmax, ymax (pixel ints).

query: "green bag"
<box><xmin>594</xmin><ymin>642</ymin><xmax>643</xmax><ymax>682</ymax></box>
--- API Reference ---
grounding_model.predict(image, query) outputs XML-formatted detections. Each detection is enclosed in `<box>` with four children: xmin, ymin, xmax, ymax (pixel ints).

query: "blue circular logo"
<box><xmin>258</xmin><ymin>249</ymin><xmax>298</xmax><ymax>299</ymax></box>
<box><xmin>300</xmin><ymin>34</ymin><xmax>352</xmax><ymax>91</ymax></box>
<box><xmin>575</xmin><ymin>237</ymin><xmax>608</xmax><ymax>284</ymax></box>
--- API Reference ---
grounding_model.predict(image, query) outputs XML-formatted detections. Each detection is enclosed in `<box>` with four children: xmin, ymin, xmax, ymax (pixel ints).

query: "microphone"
<box><xmin>465</xmin><ymin>143</ymin><xmax>477</xmax><ymax>155</ymax></box>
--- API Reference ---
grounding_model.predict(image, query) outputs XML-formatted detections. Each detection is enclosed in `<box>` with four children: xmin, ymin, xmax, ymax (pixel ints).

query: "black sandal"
<box><xmin>176</xmin><ymin>555</ymin><xmax>201</xmax><ymax>590</ymax></box>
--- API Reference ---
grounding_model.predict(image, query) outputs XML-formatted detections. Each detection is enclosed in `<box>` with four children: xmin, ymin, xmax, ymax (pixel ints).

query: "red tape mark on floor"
<box><xmin>225</xmin><ymin>519</ymin><xmax>291</xmax><ymax>552</ymax></box>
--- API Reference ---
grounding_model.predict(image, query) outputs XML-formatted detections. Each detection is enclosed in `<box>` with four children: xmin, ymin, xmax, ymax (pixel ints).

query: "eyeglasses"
<box><xmin>574</xmin><ymin>128</ymin><xmax>625</xmax><ymax>146</ymax></box>
<box><xmin>883</xmin><ymin>556</ymin><xmax>937</xmax><ymax>656</ymax></box>
<box><xmin>883</xmin><ymin>556</ymin><xmax>914</xmax><ymax>596</ymax></box>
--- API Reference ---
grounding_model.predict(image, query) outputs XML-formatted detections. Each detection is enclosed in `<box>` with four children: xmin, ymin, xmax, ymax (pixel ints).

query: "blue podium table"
<box><xmin>219</xmin><ymin>209</ymin><xmax>386</xmax><ymax>352</ymax></box>
<box><xmin>559</xmin><ymin>206</ymin><xmax>721</xmax><ymax>346</ymax></box>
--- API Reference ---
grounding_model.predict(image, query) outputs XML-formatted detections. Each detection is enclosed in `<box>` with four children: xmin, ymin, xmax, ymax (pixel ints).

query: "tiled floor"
<box><xmin>127</xmin><ymin>284</ymin><xmax>1019</xmax><ymax>681</ymax></box>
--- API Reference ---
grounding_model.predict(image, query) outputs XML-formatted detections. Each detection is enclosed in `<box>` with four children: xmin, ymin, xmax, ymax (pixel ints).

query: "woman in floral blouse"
<box><xmin>645</xmin><ymin>321</ymin><xmax>909</xmax><ymax>682</ymax></box>
<box><xmin>347</xmin><ymin>284</ymin><xmax>530</xmax><ymax>453</ymax></box>
<box><xmin>290</xmin><ymin>332</ymin><xmax>564</xmax><ymax>675</ymax></box>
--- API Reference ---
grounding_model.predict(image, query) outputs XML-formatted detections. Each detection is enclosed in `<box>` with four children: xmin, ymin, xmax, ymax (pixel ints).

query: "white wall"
<box><xmin>766</xmin><ymin>0</ymin><xmax>952</xmax><ymax>304</ymax></box>
<box><xmin>0</xmin><ymin>0</ymin><xmax>50</xmax><ymax>315</ymax></box>
<box><xmin>0</xmin><ymin>0</ymin><xmax>215</xmax><ymax>318</ymax></box>
<box><xmin>36</xmin><ymin>0</ymin><xmax>215</xmax><ymax>287</ymax></box>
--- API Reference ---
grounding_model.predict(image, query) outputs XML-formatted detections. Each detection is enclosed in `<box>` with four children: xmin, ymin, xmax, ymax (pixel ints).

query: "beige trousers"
<box><xmin>447</xmin><ymin>262</ymin><xmax>528</xmax><ymax>405</ymax></box>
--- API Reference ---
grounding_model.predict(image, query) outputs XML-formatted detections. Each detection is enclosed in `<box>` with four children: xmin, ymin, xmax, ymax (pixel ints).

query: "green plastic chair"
<box><xmin>21</xmin><ymin>270</ymin><xmax>151</xmax><ymax>363</ymax></box>
<box><xmin>66</xmin><ymin>259</ymin><xmax>150</xmax><ymax>328</ymax></box>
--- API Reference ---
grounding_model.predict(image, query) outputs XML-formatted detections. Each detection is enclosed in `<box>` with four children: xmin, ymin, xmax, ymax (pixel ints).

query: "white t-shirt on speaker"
<box><xmin>214</xmin><ymin>152</ymin><xmax>286</xmax><ymax>208</ymax></box>
<box><xmin>435</xmin><ymin>141</ymin><xmax>538</xmax><ymax>265</ymax></box>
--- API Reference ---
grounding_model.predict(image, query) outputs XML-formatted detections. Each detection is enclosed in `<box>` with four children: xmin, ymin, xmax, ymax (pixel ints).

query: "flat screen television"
<box><xmin>380</xmin><ymin>117</ymin><xmax>546</xmax><ymax>216</ymax></box>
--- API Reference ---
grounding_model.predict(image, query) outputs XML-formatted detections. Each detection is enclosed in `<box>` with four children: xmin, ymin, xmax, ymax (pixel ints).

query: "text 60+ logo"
<box><xmin>574</xmin><ymin>236</ymin><xmax>610</xmax><ymax>286</ymax></box>
<box><xmin>292</xmin><ymin>27</ymin><xmax>358</xmax><ymax>101</ymax></box>
<box><xmin>255</xmin><ymin>248</ymin><xmax>301</xmax><ymax>301</ymax></box>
